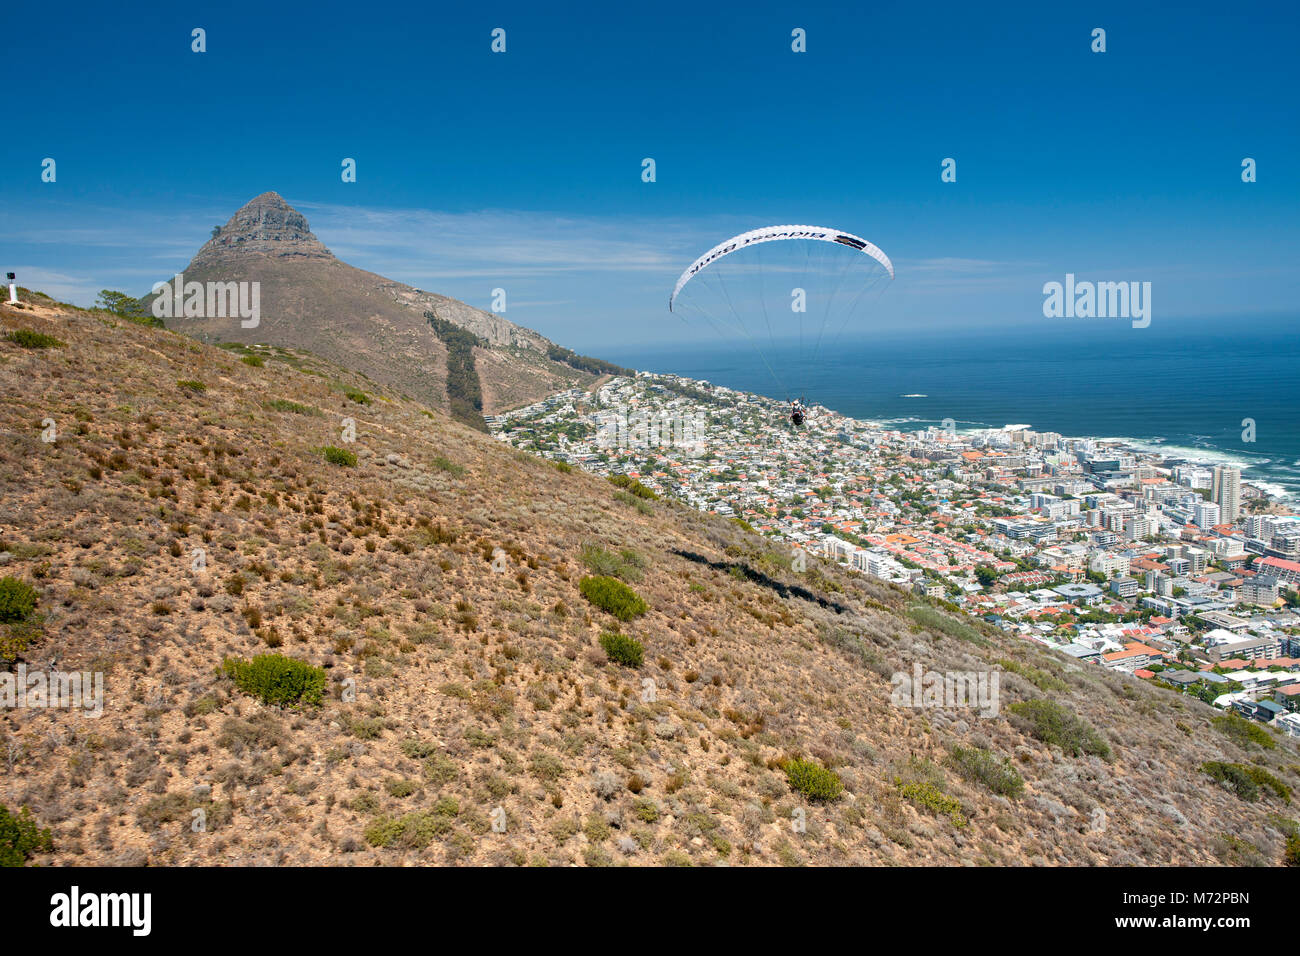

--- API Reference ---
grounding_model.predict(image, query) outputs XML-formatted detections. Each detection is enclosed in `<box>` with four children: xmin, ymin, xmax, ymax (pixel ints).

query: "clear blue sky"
<box><xmin>2</xmin><ymin>0</ymin><xmax>1296</xmax><ymax>352</ymax></box>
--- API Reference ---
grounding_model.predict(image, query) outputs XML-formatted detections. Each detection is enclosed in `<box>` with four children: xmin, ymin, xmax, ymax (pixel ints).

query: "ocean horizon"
<box><xmin>598</xmin><ymin>314</ymin><xmax>1300</xmax><ymax>502</ymax></box>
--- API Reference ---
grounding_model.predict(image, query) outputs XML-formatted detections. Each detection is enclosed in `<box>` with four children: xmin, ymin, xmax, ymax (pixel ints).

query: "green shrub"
<box><xmin>613</xmin><ymin>490</ymin><xmax>653</xmax><ymax>515</ymax></box>
<box><xmin>1213</xmin><ymin>713</ymin><xmax>1276</xmax><ymax>750</ymax></box>
<box><xmin>900</xmin><ymin>781</ymin><xmax>968</xmax><ymax>827</ymax></box>
<box><xmin>423</xmin><ymin>753</ymin><xmax>459</xmax><ymax>785</ymax></box>
<box><xmin>347</xmin><ymin>716</ymin><xmax>386</xmax><ymax>739</ymax></box>
<box><xmin>606</xmin><ymin>474</ymin><xmax>658</xmax><ymax>500</ymax></box>
<box><xmin>343</xmin><ymin>387</ymin><xmax>371</xmax><ymax>405</ymax></box>
<box><xmin>945</xmin><ymin>744</ymin><xmax>1024</xmax><ymax>798</ymax></box>
<box><xmin>431</xmin><ymin>455</ymin><xmax>465</xmax><ymax>477</ymax></box>
<box><xmin>322</xmin><ymin>446</ymin><xmax>357</xmax><ymax>467</ymax></box>
<box><xmin>1008</xmin><ymin>698</ymin><xmax>1111</xmax><ymax>759</ymax></box>
<box><xmin>1200</xmin><ymin>761</ymin><xmax>1289</xmax><ymax>803</ymax></box>
<box><xmin>240</xmin><ymin>354</ymin><xmax>265</xmax><ymax>367</ymax></box>
<box><xmin>177</xmin><ymin>379</ymin><xmax>207</xmax><ymax>393</ymax></box>
<box><xmin>264</xmin><ymin>398</ymin><xmax>317</xmax><ymax>415</ymax></box>
<box><xmin>1202</xmin><ymin>761</ymin><xmax>1261</xmax><ymax>801</ymax></box>
<box><xmin>552</xmin><ymin>460</ymin><xmax>573</xmax><ymax>474</ymax></box>
<box><xmin>385</xmin><ymin>778</ymin><xmax>418</xmax><ymax>798</ymax></box>
<box><xmin>907</xmin><ymin>604</ymin><xmax>985</xmax><ymax>644</ymax></box>
<box><xmin>364</xmin><ymin>802</ymin><xmax>458</xmax><ymax>848</ymax></box>
<box><xmin>998</xmin><ymin>657</ymin><xmax>1067</xmax><ymax>693</ymax></box>
<box><xmin>1286</xmin><ymin>834</ymin><xmax>1300</xmax><ymax>867</ymax></box>
<box><xmin>1245</xmin><ymin>765</ymin><xmax>1290</xmax><ymax>803</ymax></box>
<box><xmin>529</xmin><ymin>753</ymin><xmax>566</xmax><ymax>782</ymax></box>
<box><xmin>580</xmin><ymin>544</ymin><xmax>645</xmax><ymax>582</ymax></box>
<box><xmin>0</xmin><ymin>617</ymin><xmax>41</xmax><ymax>666</ymax></box>
<box><xmin>3</xmin><ymin>329</ymin><xmax>64</xmax><ymax>349</ymax></box>
<box><xmin>783</xmin><ymin>758</ymin><xmax>844</xmax><ymax>801</ymax></box>
<box><xmin>579</xmin><ymin>575</ymin><xmax>648</xmax><ymax>621</ymax></box>
<box><xmin>599</xmin><ymin>631</ymin><xmax>644</xmax><ymax>668</ymax></box>
<box><xmin>0</xmin><ymin>577</ymin><xmax>38</xmax><ymax>623</ymax></box>
<box><xmin>220</xmin><ymin>653</ymin><xmax>327</xmax><ymax>707</ymax></box>
<box><xmin>400</xmin><ymin>738</ymin><xmax>440</xmax><ymax>759</ymax></box>
<box><xmin>0</xmin><ymin>804</ymin><xmax>53</xmax><ymax>866</ymax></box>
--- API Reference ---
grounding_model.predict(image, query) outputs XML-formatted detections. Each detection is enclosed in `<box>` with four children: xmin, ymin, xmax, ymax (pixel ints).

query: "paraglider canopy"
<box><xmin>667</xmin><ymin>224</ymin><xmax>894</xmax><ymax>402</ymax></box>
<box><xmin>669</xmin><ymin>225</ymin><xmax>894</xmax><ymax>312</ymax></box>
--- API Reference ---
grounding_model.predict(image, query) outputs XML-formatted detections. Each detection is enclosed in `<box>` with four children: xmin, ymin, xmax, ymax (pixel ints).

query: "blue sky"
<box><xmin>2</xmin><ymin>0</ymin><xmax>1297</xmax><ymax>352</ymax></box>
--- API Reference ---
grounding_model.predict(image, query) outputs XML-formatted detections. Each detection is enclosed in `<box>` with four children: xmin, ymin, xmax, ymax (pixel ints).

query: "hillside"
<box><xmin>147</xmin><ymin>192</ymin><xmax>606</xmax><ymax>423</ymax></box>
<box><xmin>1</xmin><ymin>295</ymin><xmax>1297</xmax><ymax>867</ymax></box>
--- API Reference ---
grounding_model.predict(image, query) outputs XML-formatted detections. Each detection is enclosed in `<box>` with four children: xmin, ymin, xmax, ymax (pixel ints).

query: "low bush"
<box><xmin>4</xmin><ymin>329</ymin><xmax>64</xmax><ymax>349</ymax></box>
<box><xmin>265</xmin><ymin>398</ymin><xmax>317</xmax><ymax>415</ymax></box>
<box><xmin>322</xmin><ymin>446</ymin><xmax>357</xmax><ymax>467</ymax></box>
<box><xmin>945</xmin><ymin>744</ymin><xmax>1024</xmax><ymax>798</ymax></box>
<box><xmin>580</xmin><ymin>543</ymin><xmax>645</xmax><ymax>582</ymax></box>
<box><xmin>998</xmin><ymin>657</ymin><xmax>1067</xmax><ymax>693</ymax></box>
<box><xmin>0</xmin><ymin>577</ymin><xmax>38</xmax><ymax>623</ymax></box>
<box><xmin>599</xmin><ymin>631</ymin><xmax>644</xmax><ymax>668</ymax></box>
<box><xmin>220</xmin><ymin>653</ymin><xmax>327</xmax><ymax>707</ymax></box>
<box><xmin>431</xmin><ymin>455</ymin><xmax>465</xmax><ymax>477</ymax></box>
<box><xmin>900</xmin><ymin>781</ymin><xmax>967</xmax><ymax>827</ymax></box>
<box><xmin>606</xmin><ymin>474</ymin><xmax>658</xmax><ymax>500</ymax></box>
<box><xmin>0</xmin><ymin>804</ymin><xmax>53</xmax><ymax>866</ymax></box>
<box><xmin>783</xmin><ymin>758</ymin><xmax>844</xmax><ymax>801</ymax></box>
<box><xmin>1008</xmin><ymin>698</ymin><xmax>1111</xmax><ymax>759</ymax></box>
<box><xmin>907</xmin><ymin>604</ymin><xmax>985</xmax><ymax>644</ymax></box>
<box><xmin>1202</xmin><ymin>761</ymin><xmax>1291</xmax><ymax>803</ymax></box>
<box><xmin>1213</xmin><ymin>713</ymin><xmax>1276</xmax><ymax>750</ymax></box>
<box><xmin>364</xmin><ymin>801</ymin><xmax>459</xmax><ymax>848</ymax></box>
<box><xmin>579</xmin><ymin>575</ymin><xmax>648</xmax><ymax>621</ymax></box>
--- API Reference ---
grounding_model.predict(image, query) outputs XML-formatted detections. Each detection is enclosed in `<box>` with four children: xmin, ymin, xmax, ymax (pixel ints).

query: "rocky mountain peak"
<box><xmin>194</xmin><ymin>191</ymin><xmax>333</xmax><ymax>263</ymax></box>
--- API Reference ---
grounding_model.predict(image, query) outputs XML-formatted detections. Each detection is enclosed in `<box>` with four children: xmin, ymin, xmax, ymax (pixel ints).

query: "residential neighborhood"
<box><xmin>492</xmin><ymin>373</ymin><xmax>1300</xmax><ymax>739</ymax></box>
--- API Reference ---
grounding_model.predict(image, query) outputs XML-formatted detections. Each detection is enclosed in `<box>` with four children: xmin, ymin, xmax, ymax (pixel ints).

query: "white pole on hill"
<box><xmin>6</xmin><ymin>273</ymin><xmax>15</xmax><ymax>304</ymax></box>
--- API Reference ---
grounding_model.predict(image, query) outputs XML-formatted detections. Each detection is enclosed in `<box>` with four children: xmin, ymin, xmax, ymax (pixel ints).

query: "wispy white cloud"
<box><xmin>293</xmin><ymin>201</ymin><xmax>706</xmax><ymax>287</ymax></box>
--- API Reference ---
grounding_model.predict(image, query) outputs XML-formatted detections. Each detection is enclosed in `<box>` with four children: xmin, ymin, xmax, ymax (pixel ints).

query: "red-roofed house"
<box><xmin>1102</xmin><ymin>642</ymin><xmax>1167</xmax><ymax>672</ymax></box>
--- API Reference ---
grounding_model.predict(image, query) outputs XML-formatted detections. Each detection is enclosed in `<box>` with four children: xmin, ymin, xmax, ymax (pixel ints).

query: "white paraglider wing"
<box><xmin>669</xmin><ymin>224</ymin><xmax>894</xmax><ymax>311</ymax></box>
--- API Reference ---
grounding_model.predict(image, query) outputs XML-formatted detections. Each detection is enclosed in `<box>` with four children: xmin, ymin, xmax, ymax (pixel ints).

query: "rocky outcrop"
<box><xmin>193</xmin><ymin>192</ymin><xmax>333</xmax><ymax>263</ymax></box>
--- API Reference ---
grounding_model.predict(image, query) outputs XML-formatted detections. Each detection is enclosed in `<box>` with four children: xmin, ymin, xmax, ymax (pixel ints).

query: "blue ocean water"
<box><xmin>600</xmin><ymin>314</ymin><xmax>1300</xmax><ymax>501</ymax></box>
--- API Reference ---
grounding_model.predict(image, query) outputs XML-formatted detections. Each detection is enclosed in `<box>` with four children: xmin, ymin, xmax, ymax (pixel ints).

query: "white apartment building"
<box><xmin>1194</xmin><ymin>501</ymin><xmax>1221</xmax><ymax>530</ymax></box>
<box><xmin>1212</xmin><ymin>465</ymin><xmax>1242</xmax><ymax>522</ymax></box>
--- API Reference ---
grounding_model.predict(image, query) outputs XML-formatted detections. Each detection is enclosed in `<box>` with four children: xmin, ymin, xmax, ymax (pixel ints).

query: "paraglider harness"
<box><xmin>790</xmin><ymin>399</ymin><xmax>807</xmax><ymax>427</ymax></box>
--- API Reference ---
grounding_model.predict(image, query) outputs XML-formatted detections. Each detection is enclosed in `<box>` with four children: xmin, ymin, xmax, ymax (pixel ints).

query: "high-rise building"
<box><xmin>1194</xmin><ymin>501</ymin><xmax>1221</xmax><ymax>530</ymax></box>
<box><xmin>1212</xmin><ymin>465</ymin><xmax>1241</xmax><ymax>522</ymax></box>
<box><xmin>1124</xmin><ymin>516</ymin><xmax>1154</xmax><ymax>541</ymax></box>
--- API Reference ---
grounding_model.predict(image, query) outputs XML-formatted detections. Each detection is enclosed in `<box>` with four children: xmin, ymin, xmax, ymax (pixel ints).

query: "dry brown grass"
<box><xmin>0</xmin><ymin>298</ymin><xmax>1297</xmax><ymax>867</ymax></box>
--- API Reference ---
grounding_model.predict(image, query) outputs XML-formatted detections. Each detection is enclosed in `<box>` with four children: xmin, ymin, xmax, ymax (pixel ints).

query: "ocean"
<box><xmin>599</xmin><ymin>314</ymin><xmax>1300</xmax><ymax>502</ymax></box>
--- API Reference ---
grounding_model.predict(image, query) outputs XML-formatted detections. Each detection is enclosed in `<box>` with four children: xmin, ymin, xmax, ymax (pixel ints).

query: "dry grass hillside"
<box><xmin>1</xmin><ymin>295</ymin><xmax>1298</xmax><ymax>867</ymax></box>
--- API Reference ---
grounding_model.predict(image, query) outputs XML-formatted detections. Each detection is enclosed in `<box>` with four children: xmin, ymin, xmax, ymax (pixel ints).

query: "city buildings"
<box><xmin>492</xmin><ymin>372</ymin><xmax>1300</xmax><ymax>733</ymax></box>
